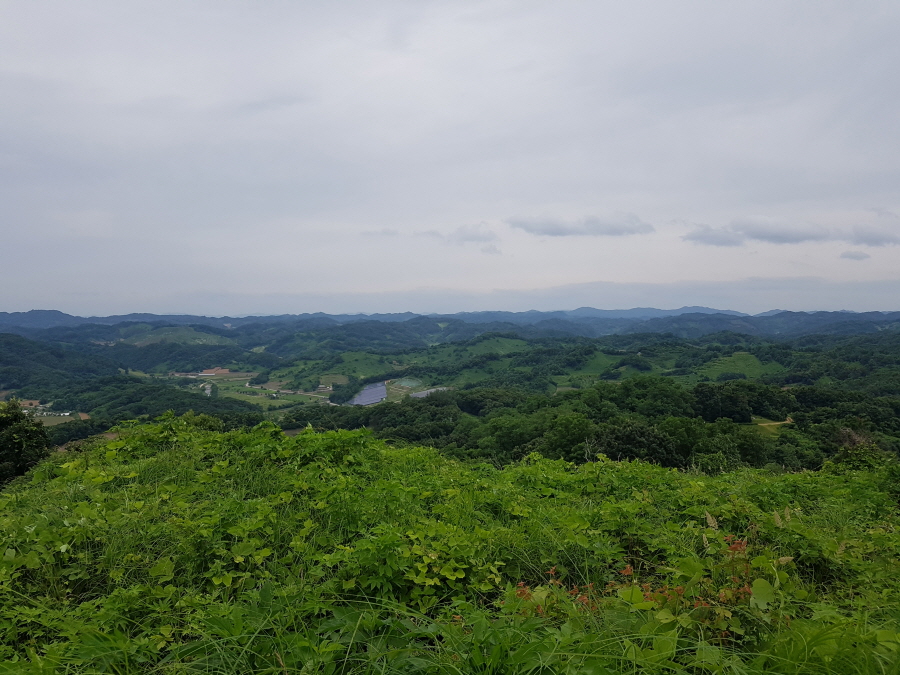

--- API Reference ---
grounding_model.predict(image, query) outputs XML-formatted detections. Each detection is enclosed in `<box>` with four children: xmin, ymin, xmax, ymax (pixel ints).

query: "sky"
<box><xmin>2</xmin><ymin>1</ymin><xmax>899</xmax><ymax>316</ymax></box>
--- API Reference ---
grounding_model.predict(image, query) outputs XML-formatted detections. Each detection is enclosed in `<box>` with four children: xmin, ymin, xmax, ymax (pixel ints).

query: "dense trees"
<box><xmin>282</xmin><ymin>375</ymin><xmax>900</xmax><ymax>472</ymax></box>
<box><xmin>0</xmin><ymin>399</ymin><xmax>50</xmax><ymax>482</ymax></box>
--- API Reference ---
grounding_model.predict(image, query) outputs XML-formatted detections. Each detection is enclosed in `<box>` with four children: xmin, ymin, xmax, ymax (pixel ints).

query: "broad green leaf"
<box><xmin>751</xmin><ymin>578</ymin><xmax>775</xmax><ymax>609</ymax></box>
<box><xmin>655</xmin><ymin>608</ymin><xmax>676</xmax><ymax>624</ymax></box>
<box><xmin>149</xmin><ymin>557</ymin><xmax>174</xmax><ymax>581</ymax></box>
<box><xmin>617</xmin><ymin>585</ymin><xmax>644</xmax><ymax>604</ymax></box>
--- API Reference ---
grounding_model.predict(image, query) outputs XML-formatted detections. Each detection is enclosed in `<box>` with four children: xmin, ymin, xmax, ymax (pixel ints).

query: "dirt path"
<box><xmin>755</xmin><ymin>417</ymin><xmax>793</xmax><ymax>427</ymax></box>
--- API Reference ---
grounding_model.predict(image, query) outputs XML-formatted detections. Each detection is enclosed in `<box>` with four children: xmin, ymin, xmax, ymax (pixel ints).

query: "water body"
<box><xmin>349</xmin><ymin>382</ymin><xmax>387</xmax><ymax>406</ymax></box>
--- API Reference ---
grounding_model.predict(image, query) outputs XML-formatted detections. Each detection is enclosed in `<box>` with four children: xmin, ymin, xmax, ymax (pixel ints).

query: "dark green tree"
<box><xmin>0</xmin><ymin>399</ymin><xmax>51</xmax><ymax>483</ymax></box>
<box><xmin>593</xmin><ymin>417</ymin><xmax>683</xmax><ymax>467</ymax></box>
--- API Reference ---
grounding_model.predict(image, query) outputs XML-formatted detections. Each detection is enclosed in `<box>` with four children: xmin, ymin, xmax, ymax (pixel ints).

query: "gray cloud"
<box><xmin>362</xmin><ymin>228</ymin><xmax>400</xmax><ymax>237</ymax></box>
<box><xmin>682</xmin><ymin>225</ymin><xmax>745</xmax><ymax>247</ymax></box>
<box><xmin>867</xmin><ymin>207</ymin><xmax>900</xmax><ymax>220</ymax></box>
<box><xmin>508</xmin><ymin>214</ymin><xmax>653</xmax><ymax>237</ymax></box>
<box><xmin>448</xmin><ymin>224</ymin><xmax>499</xmax><ymax>245</ymax></box>
<box><xmin>840</xmin><ymin>250</ymin><xmax>871</xmax><ymax>260</ymax></box>
<box><xmin>731</xmin><ymin>217</ymin><xmax>831</xmax><ymax>244</ymax></box>
<box><xmin>233</xmin><ymin>95</ymin><xmax>311</xmax><ymax>115</ymax></box>
<box><xmin>686</xmin><ymin>218</ymin><xmax>900</xmax><ymax>248</ymax></box>
<box><xmin>850</xmin><ymin>225</ymin><xmax>900</xmax><ymax>246</ymax></box>
<box><xmin>415</xmin><ymin>223</ymin><xmax>500</xmax><ymax>253</ymax></box>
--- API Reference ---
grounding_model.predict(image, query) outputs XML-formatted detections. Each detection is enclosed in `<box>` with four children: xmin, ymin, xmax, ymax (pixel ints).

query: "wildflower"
<box><xmin>515</xmin><ymin>582</ymin><xmax>532</xmax><ymax>600</ymax></box>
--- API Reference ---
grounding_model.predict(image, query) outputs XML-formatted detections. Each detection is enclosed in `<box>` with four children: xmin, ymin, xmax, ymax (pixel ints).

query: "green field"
<box><xmin>332</xmin><ymin>352</ymin><xmax>397</xmax><ymax>378</ymax></box>
<box><xmin>35</xmin><ymin>414</ymin><xmax>77</xmax><ymax>426</ymax></box>
<box><xmin>464</xmin><ymin>336</ymin><xmax>529</xmax><ymax>355</ymax></box>
<box><xmin>700</xmin><ymin>352</ymin><xmax>785</xmax><ymax>380</ymax></box>
<box><xmin>570</xmin><ymin>352</ymin><xmax>621</xmax><ymax>375</ymax></box>
<box><xmin>319</xmin><ymin>373</ymin><xmax>349</xmax><ymax>386</ymax></box>
<box><xmin>750</xmin><ymin>416</ymin><xmax>792</xmax><ymax>437</ymax></box>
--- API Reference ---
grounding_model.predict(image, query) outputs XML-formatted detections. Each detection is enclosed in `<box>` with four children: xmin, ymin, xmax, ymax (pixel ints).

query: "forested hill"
<box><xmin>0</xmin><ymin>306</ymin><xmax>739</xmax><ymax>330</ymax></box>
<box><xmin>0</xmin><ymin>333</ymin><xmax>260</xmax><ymax>436</ymax></box>
<box><xmin>4</xmin><ymin>307</ymin><xmax>900</xmax><ymax>339</ymax></box>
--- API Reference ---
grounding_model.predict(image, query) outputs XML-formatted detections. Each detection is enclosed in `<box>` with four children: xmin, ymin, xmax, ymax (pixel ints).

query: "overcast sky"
<box><xmin>2</xmin><ymin>1</ymin><xmax>899</xmax><ymax>316</ymax></box>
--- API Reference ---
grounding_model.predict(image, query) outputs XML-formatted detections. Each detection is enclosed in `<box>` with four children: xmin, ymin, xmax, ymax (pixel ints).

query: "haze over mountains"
<box><xmin>2</xmin><ymin>307</ymin><xmax>899</xmax><ymax>340</ymax></box>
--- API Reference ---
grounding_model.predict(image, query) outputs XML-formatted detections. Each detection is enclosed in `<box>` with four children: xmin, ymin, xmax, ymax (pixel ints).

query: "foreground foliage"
<box><xmin>2</xmin><ymin>416</ymin><xmax>900</xmax><ymax>673</ymax></box>
<box><xmin>0</xmin><ymin>399</ymin><xmax>50</xmax><ymax>483</ymax></box>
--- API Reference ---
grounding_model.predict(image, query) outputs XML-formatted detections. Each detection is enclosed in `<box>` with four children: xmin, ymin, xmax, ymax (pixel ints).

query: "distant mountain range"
<box><xmin>2</xmin><ymin>307</ymin><xmax>899</xmax><ymax>339</ymax></box>
<box><xmin>0</xmin><ymin>306</ymin><xmax>752</xmax><ymax>330</ymax></box>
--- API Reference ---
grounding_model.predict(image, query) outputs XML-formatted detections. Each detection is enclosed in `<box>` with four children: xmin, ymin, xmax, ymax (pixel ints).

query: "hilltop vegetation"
<box><xmin>1</xmin><ymin>416</ymin><xmax>898</xmax><ymax>673</ymax></box>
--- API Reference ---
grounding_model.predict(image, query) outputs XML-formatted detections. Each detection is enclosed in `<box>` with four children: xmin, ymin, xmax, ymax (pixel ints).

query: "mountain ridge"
<box><xmin>0</xmin><ymin>305</ymin><xmax>752</xmax><ymax>330</ymax></box>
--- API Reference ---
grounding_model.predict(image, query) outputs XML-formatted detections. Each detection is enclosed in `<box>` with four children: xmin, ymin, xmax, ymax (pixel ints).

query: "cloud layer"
<box><xmin>1</xmin><ymin>2</ymin><xmax>899</xmax><ymax>314</ymax></box>
<box><xmin>507</xmin><ymin>214</ymin><xmax>654</xmax><ymax>237</ymax></box>
<box><xmin>684</xmin><ymin>219</ymin><xmax>900</xmax><ymax>248</ymax></box>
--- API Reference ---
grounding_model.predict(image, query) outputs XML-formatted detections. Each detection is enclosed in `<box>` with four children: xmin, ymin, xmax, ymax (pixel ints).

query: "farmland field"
<box><xmin>35</xmin><ymin>414</ymin><xmax>77</xmax><ymax>426</ymax></box>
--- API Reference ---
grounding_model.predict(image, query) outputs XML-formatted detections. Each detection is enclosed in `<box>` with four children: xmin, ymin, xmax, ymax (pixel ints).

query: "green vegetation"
<box><xmin>284</xmin><ymin>377</ymin><xmax>900</xmax><ymax>471</ymax></box>
<box><xmin>5</xmin><ymin>319</ymin><xmax>900</xmax><ymax>457</ymax></box>
<box><xmin>119</xmin><ymin>325</ymin><xmax>237</xmax><ymax>348</ymax></box>
<box><xmin>0</xmin><ymin>399</ymin><xmax>50</xmax><ymax>483</ymax></box>
<box><xmin>1</xmin><ymin>416</ymin><xmax>898</xmax><ymax>672</ymax></box>
<box><xmin>699</xmin><ymin>352</ymin><xmax>784</xmax><ymax>382</ymax></box>
<box><xmin>4</xmin><ymin>316</ymin><xmax>900</xmax><ymax>669</ymax></box>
